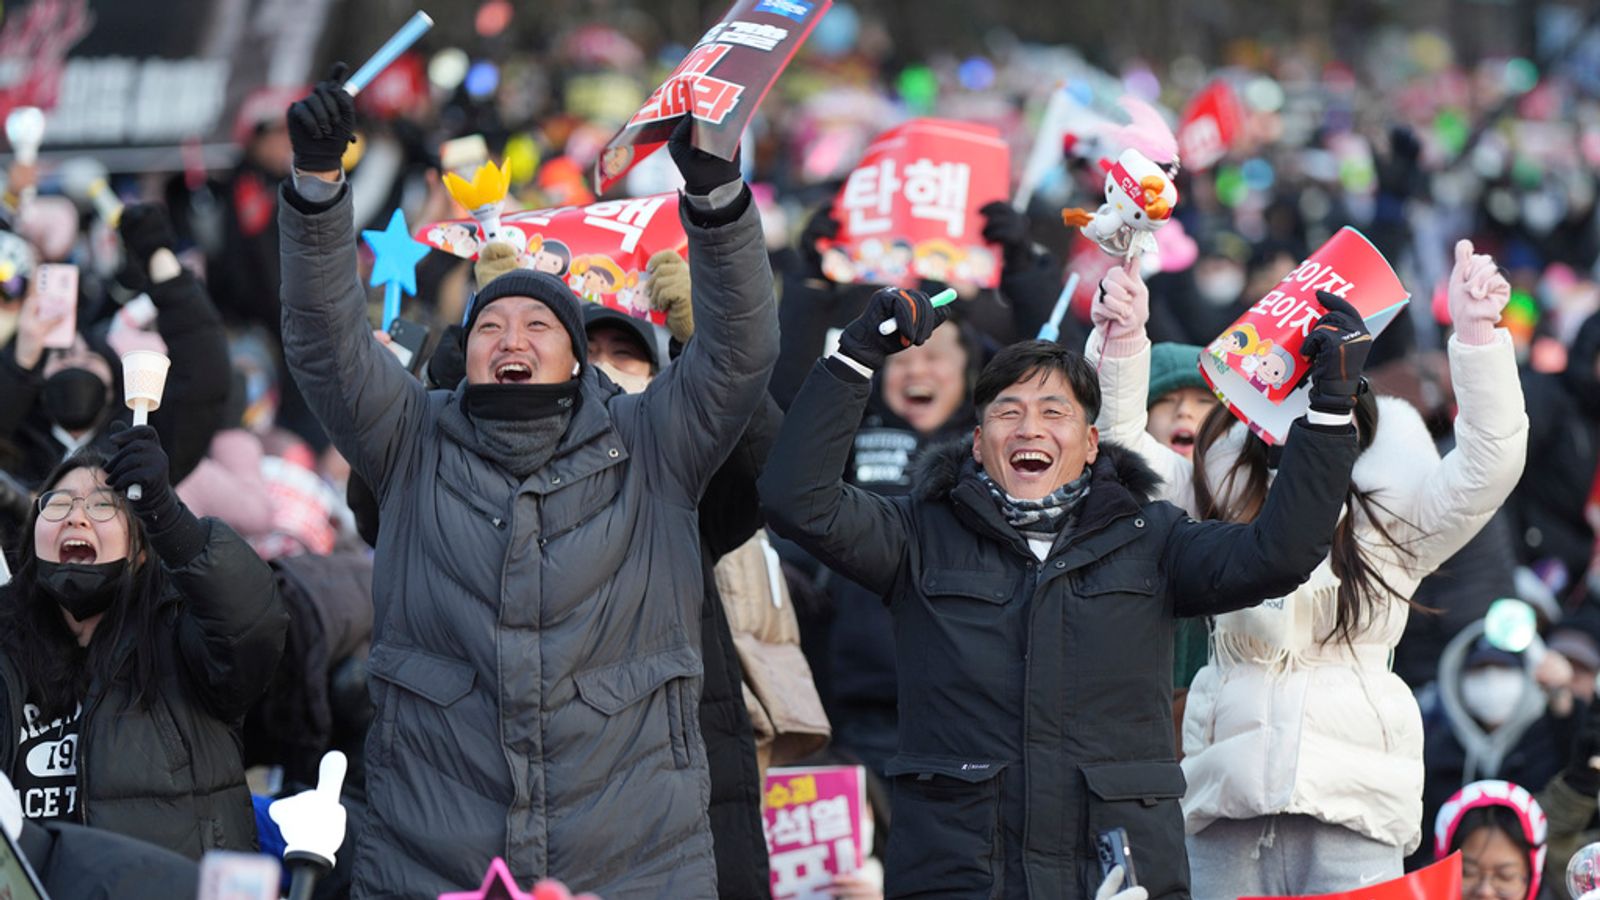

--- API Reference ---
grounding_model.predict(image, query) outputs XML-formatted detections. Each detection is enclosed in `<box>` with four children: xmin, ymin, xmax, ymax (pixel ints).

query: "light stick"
<box><xmin>878</xmin><ymin>288</ymin><xmax>958</xmax><ymax>336</ymax></box>
<box><xmin>1037</xmin><ymin>272</ymin><xmax>1080</xmax><ymax>342</ymax></box>
<box><xmin>120</xmin><ymin>350</ymin><xmax>172</xmax><ymax>501</ymax></box>
<box><xmin>343</xmin><ymin>12</ymin><xmax>435</xmax><ymax>96</ymax></box>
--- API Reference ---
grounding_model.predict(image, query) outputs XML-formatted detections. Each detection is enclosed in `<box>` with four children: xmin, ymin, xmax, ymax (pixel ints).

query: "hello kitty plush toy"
<box><xmin>1062</xmin><ymin>147</ymin><xmax>1178</xmax><ymax>262</ymax></box>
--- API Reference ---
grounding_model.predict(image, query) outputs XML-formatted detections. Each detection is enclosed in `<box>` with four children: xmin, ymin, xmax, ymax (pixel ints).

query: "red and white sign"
<box><xmin>764</xmin><ymin>766</ymin><xmax>868</xmax><ymax>900</ymax></box>
<box><xmin>1178</xmin><ymin>80</ymin><xmax>1243</xmax><ymax>171</ymax></box>
<box><xmin>416</xmin><ymin>193</ymin><xmax>687</xmax><ymax>326</ymax></box>
<box><xmin>822</xmin><ymin>119</ymin><xmax>1010</xmax><ymax>289</ymax></box>
<box><xmin>594</xmin><ymin>0</ymin><xmax>830</xmax><ymax>194</ymax></box>
<box><xmin>1202</xmin><ymin>226</ymin><xmax>1410</xmax><ymax>445</ymax></box>
<box><xmin>1241</xmin><ymin>853</ymin><xmax>1461</xmax><ymax>900</ymax></box>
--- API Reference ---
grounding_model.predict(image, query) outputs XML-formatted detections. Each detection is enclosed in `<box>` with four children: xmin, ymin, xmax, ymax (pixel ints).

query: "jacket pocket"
<box><xmin>1080</xmin><ymin>761</ymin><xmax>1188</xmax><ymax>898</ymax></box>
<box><xmin>922</xmin><ymin>568</ymin><xmax>1013</xmax><ymax>625</ymax></box>
<box><xmin>882</xmin><ymin>754</ymin><xmax>1008</xmax><ymax>899</ymax></box>
<box><xmin>367</xmin><ymin>643</ymin><xmax>477</xmax><ymax>767</ymax></box>
<box><xmin>1076</xmin><ymin>559</ymin><xmax>1159</xmax><ymax>598</ymax></box>
<box><xmin>575</xmin><ymin>644</ymin><xmax>702</xmax><ymax>769</ymax></box>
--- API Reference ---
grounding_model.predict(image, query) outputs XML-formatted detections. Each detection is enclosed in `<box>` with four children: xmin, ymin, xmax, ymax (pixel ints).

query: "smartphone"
<box><xmin>1096</xmin><ymin>827</ymin><xmax>1137</xmax><ymax>888</ymax></box>
<box><xmin>386</xmin><ymin>318</ymin><xmax>429</xmax><ymax>372</ymax></box>
<box><xmin>32</xmin><ymin>263</ymin><xmax>78</xmax><ymax>350</ymax></box>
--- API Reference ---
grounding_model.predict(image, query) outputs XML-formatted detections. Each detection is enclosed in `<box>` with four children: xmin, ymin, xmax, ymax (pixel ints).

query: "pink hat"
<box><xmin>1434</xmin><ymin>779</ymin><xmax>1547</xmax><ymax>899</ymax></box>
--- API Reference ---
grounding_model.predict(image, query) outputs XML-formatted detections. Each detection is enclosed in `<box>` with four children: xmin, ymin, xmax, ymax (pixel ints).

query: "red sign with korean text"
<box><xmin>416</xmin><ymin>193</ymin><xmax>687</xmax><ymax>326</ymax></box>
<box><xmin>822</xmin><ymin>119</ymin><xmax>1010</xmax><ymax>289</ymax></box>
<box><xmin>1201</xmin><ymin>227</ymin><xmax>1409</xmax><ymax>445</ymax></box>
<box><xmin>595</xmin><ymin>0</ymin><xmax>830</xmax><ymax>194</ymax></box>
<box><xmin>764</xmin><ymin>766</ymin><xmax>869</xmax><ymax>900</ymax></box>
<box><xmin>1241</xmin><ymin>853</ymin><xmax>1461</xmax><ymax>900</ymax></box>
<box><xmin>1178</xmin><ymin>79</ymin><xmax>1243</xmax><ymax>171</ymax></box>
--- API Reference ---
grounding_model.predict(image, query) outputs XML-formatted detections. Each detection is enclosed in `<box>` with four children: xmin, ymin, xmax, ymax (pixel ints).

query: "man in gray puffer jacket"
<box><xmin>277</xmin><ymin>72</ymin><xmax>777</xmax><ymax>898</ymax></box>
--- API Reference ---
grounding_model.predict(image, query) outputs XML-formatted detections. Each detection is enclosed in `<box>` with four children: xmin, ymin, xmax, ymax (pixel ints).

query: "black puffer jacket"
<box><xmin>0</xmin><ymin>518</ymin><xmax>285</xmax><ymax>859</ymax></box>
<box><xmin>759</xmin><ymin>359</ymin><xmax>1359</xmax><ymax>899</ymax></box>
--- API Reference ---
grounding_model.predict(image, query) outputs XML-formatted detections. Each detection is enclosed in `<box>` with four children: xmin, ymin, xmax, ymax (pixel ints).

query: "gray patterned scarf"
<box><xmin>977</xmin><ymin>467</ymin><xmax>1092</xmax><ymax>534</ymax></box>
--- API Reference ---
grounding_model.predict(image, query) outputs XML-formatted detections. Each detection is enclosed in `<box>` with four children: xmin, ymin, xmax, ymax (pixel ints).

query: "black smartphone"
<box><xmin>1096</xmin><ymin>827</ymin><xmax>1137</xmax><ymax>888</ymax></box>
<box><xmin>386</xmin><ymin>318</ymin><xmax>429</xmax><ymax>373</ymax></box>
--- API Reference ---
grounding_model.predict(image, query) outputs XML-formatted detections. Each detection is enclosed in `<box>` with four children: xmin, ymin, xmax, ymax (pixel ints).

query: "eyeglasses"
<box><xmin>1462</xmin><ymin>862</ymin><xmax>1528</xmax><ymax>898</ymax></box>
<box><xmin>37</xmin><ymin>489</ymin><xmax>122</xmax><ymax>523</ymax></box>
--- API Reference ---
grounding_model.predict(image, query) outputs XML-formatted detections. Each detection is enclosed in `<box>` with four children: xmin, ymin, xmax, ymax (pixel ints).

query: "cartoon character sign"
<box><xmin>427</xmin><ymin>222</ymin><xmax>481</xmax><ymax>258</ymax></box>
<box><xmin>526</xmin><ymin>236</ymin><xmax>573</xmax><ymax>277</ymax></box>
<box><xmin>1207</xmin><ymin>323</ymin><xmax>1272</xmax><ymax>374</ymax></box>
<box><xmin>1061</xmin><ymin>148</ymin><xmax>1178</xmax><ymax>262</ymax></box>
<box><xmin>1249</xmin><ymin>345</ymin><xmax>1298</xmax><ymax>393</ymax></box>
<box><xmin>570</xmin><ymin>254</ymin><xmax>640</xmax><ymax>305</ymax></box>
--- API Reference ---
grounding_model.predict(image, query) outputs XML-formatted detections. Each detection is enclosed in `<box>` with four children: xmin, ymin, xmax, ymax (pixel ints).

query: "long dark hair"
<box><xmin>0</xmin><ymin>450</ymin><xmax>168</xmax><ymax>719</ymax></box>
<box><xmin>1191</xmin><ymin>396</ymin><xmax>1423</xmax><ymax>647</ymax></box>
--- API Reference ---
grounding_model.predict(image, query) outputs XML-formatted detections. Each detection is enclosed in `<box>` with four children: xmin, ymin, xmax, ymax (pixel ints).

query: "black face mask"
<box><xmin>42</xmin><ymin>368</ymin><xmax>109</xmax><ymax>432</ymax></box>
<box><xmin>35</xmin><ymin>559</ymin><xmax>126</xmax><ymax>622</ymax></box>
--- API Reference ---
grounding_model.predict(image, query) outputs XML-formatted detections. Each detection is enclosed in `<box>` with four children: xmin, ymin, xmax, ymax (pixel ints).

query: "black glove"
<box><xmin>1301</xmin><ymin>290</ymin><xmax>1373</xmax><ymax>414</ymax></box>
<box><xmin>104</xmin><ymin>423</ymin><xmax>175</xmax><ymax>519</ymax></box>
<box><xmin>117</xmin><ymin>203</ymin><xmax>176</xmax><ymax>275</ymax></box>
<box><xmin>836</xmin><ymin>287</ymin><xmax>951</xmax><ymax>370</ymax></box>
<box><xmin>287</xmin><ymin>63</ymin><xmax>356</xmax><ymax>174</ymax></box>
<box><xmin>1565</xmin><ymin>703</ymin><xmax>1600</xmax><ymax>796</ymax></box>
<box><xmin>105</xmin><ymin>422</ymin><xmax>207</xmax><ymax>565</ymax></box>
<box><xmin>979</xmin><ymin>200</ymin><xmax>1032</xmax><ymax>266</ymax></box>
<box><xmin>798</xmin><ymin>205</ymin><xmax>841</xmax><ymax>277</ymax></box>
<box><xmin>668</xmin><ymin>115</ymin><xmax>742</xmax><ymax>197</ymax></box>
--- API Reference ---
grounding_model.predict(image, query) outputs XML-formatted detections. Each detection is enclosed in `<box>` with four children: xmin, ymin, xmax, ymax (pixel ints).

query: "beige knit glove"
<box><xmin>646</xmin><ymin>250</ymin><xmax>693</xmax><ymax>343</ymax></box>
<box><xmin>474</xmin><ymin>240</ymin><xmax>523</xmax><ymax>288</ymax></box>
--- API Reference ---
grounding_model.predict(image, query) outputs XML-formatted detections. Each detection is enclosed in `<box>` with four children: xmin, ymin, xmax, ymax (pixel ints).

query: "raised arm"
<box><xmin>1166</xmin><ymin>292</ymin><xmax>1373</xmax><ymax>615</ymax></box>
<box><xmin>277</xmin><ymin>72</ymin><xmax>427</xmax><ymax>491</ymax></box>
<box><xmin>105</xmin><ymin>425</ymin><xmax>285</xmax><ymax>720</ymax></box>
<box><xmin>1084</xmin><ymin>265</ymin><xmax>1195</xmax><ymax>512</ymax></box>
<box><xmin>758</xmin><ymin>290</ymin><xmax>947</xmax><ymax>596</ymax></box>
<box><xmin>117</xmin><ymin>206</ymin><xmax>231</xmax><ymax>485</ymax></box>
<box><xmin>636</xmin><ymin>120</ymin><xmax>779</xmax><ymax>502</ymax></box>
<box><xmin>1400</xmin><ymin>242</ymin><xmax>1528</xmax><ymax>572</ymax></box>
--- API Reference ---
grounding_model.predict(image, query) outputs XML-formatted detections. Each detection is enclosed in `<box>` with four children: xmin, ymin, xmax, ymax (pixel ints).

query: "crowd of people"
<box><xmin>1</xmin><ymin>6</ymin><xmax>1599</xmax><ymax>900</ymax></box>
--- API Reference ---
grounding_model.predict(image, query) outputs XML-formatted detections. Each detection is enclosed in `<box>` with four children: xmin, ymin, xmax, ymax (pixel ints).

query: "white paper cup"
<box><xmin>121</xmin><ymin>350</ymin><xmax>171</xmax><ymax>414</ymax></box>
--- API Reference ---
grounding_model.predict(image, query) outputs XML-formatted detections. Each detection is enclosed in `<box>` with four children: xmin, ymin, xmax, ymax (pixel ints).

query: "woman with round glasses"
<box><xmin>0</xmin><ymin>424</ymin><xmax>284</xmax><ymax>858</ymax></box>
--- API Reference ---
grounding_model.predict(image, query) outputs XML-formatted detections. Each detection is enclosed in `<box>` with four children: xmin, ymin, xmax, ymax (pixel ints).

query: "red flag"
<box><xmin>1240</xmin><ymin>853</ymin><xmax>1462</xmax><ymax>900</ymax></box>
<box><xmin>1178</xmin><ymin>79</ymin><xmax>1243</xmax><ymax>171</ymax></box>
<box><xmin>822</xmin><ymin>118</ymin><xmax>1010</xmax><ymax>290</ymax></box>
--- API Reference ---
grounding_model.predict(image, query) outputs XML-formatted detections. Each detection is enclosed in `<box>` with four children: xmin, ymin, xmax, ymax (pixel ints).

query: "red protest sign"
<box><xmin>764</xmin><ymin>766</ymin><xmax>869</xmax><ymax>900</ymax></box>
<box><xmin>594</xmin><ymin>0</ymin><xmax>830</xmax><ymax>194</ymax></box>
<box><xmin>1201</xmin><ymin>226</ymin><xmax>1409</xmax><ymax>445</ymax></box>
<box><xmin>1178</xmin><ymin>79</ymin><xmax>1243</xmax><ymax>171</ymax></box>
<box><xmin>1241</xmin><ymin>853</ymin><xmax>1461</xmax><ymax>900</ymax></box>
<box><xmin>822</xmin><ymin>119</ymin><xmax>1010</xmax><ymax>289</ymax></box>
<box><xmin>416</xmin><ymin>193</ymin><xmax>687</xmax><ymax>326</ymax></box>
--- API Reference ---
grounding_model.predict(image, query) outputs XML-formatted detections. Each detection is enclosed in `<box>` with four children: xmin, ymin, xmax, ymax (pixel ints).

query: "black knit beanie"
<box><xmin>462</xmin><ymin>269</ymin><xmax>589</xmax><ymax>368</ymax></box>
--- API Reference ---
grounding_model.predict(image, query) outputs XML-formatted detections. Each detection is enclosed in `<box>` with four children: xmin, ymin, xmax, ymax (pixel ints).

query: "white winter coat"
<box><xmin>1086</xmin><ymin>329</ymin><xmax>1528</xmax><ymax>853</ymax></box>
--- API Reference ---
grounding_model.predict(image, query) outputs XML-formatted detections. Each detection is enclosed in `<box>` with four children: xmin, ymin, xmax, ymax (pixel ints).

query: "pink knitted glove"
<box><xmin>1091</xmin><ymin>263</ymin><xmax>1150</xmax><ymax>357</ymax></box>
<box><xmin>1448</xmin><ymin>238</ymin><xmax>1511</xmax><ymax>346</ymax></box>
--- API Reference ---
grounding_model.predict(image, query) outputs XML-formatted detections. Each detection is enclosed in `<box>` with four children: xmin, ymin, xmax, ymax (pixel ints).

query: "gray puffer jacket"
<box><xmin>278</xmin><ymin>185</ymin><xmax>778</xmax><ymax>898</ymax></box>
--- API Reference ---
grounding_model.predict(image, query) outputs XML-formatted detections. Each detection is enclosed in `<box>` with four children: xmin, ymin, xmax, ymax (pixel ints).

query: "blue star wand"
<box><xmin>362</xmin><ymin>208</ymin><xmax>430</xmax><ymax>332</ymax></box>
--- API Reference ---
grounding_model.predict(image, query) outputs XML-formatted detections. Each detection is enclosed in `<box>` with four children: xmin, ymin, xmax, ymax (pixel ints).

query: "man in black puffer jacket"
<box><xmin>760</xmin><ymin>289</ymin><xmax>1366</xmax><ymax>899</ymax></box>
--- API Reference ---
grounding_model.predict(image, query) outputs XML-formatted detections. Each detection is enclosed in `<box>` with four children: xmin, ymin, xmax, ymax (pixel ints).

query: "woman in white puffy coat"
<box><xmin>1085</xmin><ymin>241</ymin><xmax>1529</xmax><ymax>897</ymax></box>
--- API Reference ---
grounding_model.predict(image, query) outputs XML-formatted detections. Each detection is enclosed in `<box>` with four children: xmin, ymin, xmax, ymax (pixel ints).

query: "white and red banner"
<box><xmin>1202</xmin><ymin>226</ymin><xmax>1410</xmax><ymax>445</ymax></box>
<box><xmin>822</xmin><ymin>118</ymin><xmax>1010</xmax><ymax>289</ymax></box>
<box><xmin>416</xmin><ymin>193</ymin><xmax>687</xmax><ymax>326</ymax></box>
<box><xmin>594</xmin><ymin>0</ymin><xmax>830</xmax><ymax>194</ymax></box>
<box><xmin>764</xmin><ymin>766</ymin><xmax>869</xmax><ymax>900</ymax></box>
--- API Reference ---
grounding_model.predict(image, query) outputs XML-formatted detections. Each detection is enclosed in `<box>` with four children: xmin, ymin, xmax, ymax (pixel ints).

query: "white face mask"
<box><xmin>596</xmin><ymin>360</ymin><xmax>652</xmax><ymax>395</ymax></box>
<box><xmin>1196</xmin><ymin>268</ymin><xmax>1245</xmax><ymax>306</ymax></box>
<box><xmin>1461</xmin><ymin>667</ymin><xmax>1528</xmax><ymax>729</ymax></box>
